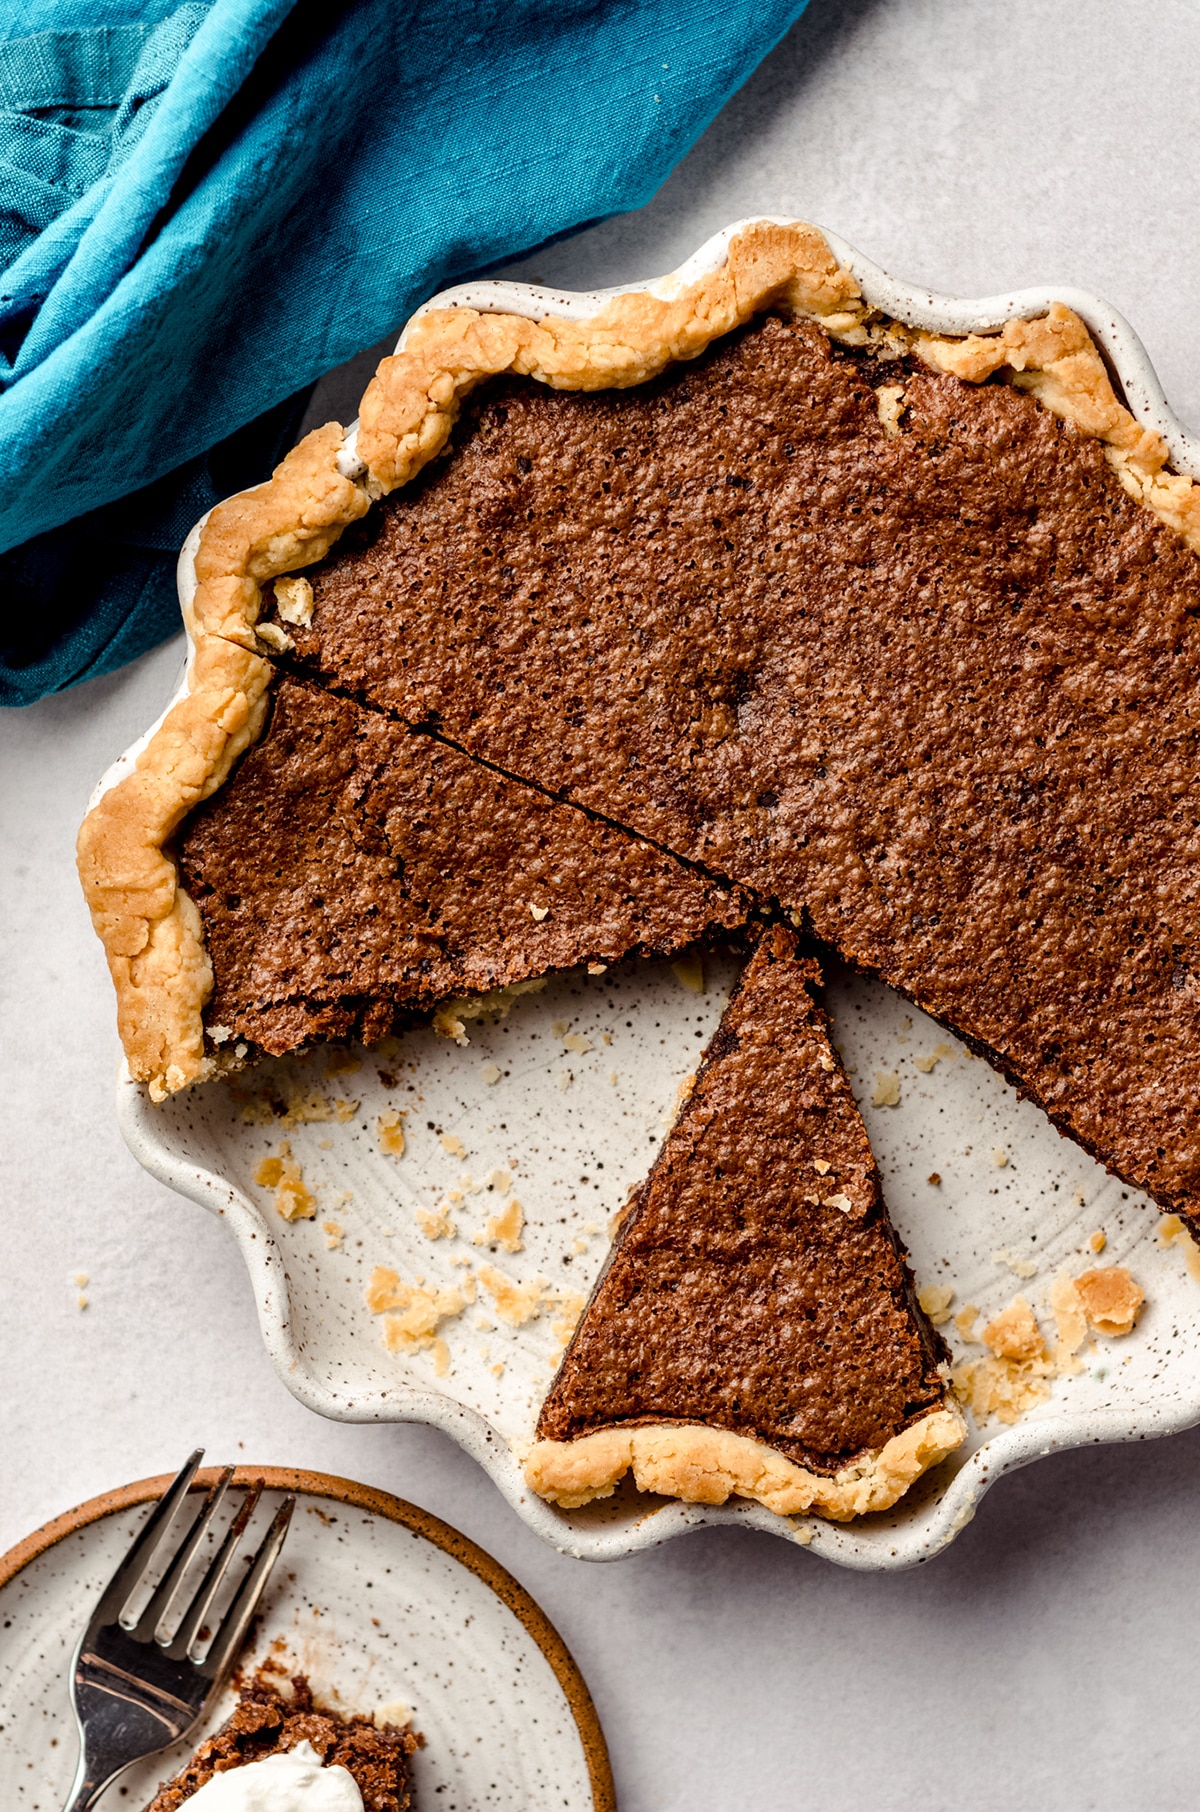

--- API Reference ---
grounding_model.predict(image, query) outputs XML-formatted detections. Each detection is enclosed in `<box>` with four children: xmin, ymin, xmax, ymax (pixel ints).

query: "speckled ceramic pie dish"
<box><xmin>91</xmin><ymin>218</ymin><xmax>1200</xmax><ymax>1567</ymax></box>
<box><xmin>0</xmin><ymin>1467</ymin><xmax>613</xmax><ymax>1811</ymax></box>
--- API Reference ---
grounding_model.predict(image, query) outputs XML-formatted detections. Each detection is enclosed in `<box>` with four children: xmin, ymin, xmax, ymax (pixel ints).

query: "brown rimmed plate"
<box><xmin>0</xmin><ymin>1466</ymin><xmax>614</xmax><ymax>1811</ymax></box>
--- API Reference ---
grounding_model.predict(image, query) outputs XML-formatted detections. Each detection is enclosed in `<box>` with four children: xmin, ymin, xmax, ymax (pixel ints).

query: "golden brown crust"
<box><xmin>77</xmin><ymin>426</ymin><xmax>370</xmax><ymax>1097</ymax></box>
<box><xmin>355</xmin><ymin>222</ymin><xmax>862</xmax><ymax>492</ymax></box>
<box><xmin>80</xmin><ymin>220</ymin><xmax>1200</xmax><ymax>1094</ymax></box>
<box><xmin>523</xmin><ymin>1401</ymin><xmax>967</xmax><ymax>1522</ymax></box>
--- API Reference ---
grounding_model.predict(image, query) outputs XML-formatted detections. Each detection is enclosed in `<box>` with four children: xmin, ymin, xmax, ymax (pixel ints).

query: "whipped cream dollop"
<box><xmin>181</xmin><ymin>1742</ymin><xmax>364</xmax><ymax>1811</ymax></box>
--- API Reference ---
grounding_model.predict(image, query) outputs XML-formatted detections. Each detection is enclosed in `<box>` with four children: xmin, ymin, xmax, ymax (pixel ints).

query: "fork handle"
<box><xmin>61</xmin><ymin>1751</ymin><xmax>107</xmax><ymax>1812</ymax></box>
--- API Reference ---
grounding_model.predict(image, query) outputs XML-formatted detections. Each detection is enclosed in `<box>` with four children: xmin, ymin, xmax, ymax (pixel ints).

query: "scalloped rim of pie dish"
<box><xmin>74</xmin><ymin>220</ymin><xmax>1200</xmax><ymax>1521</ymax></box>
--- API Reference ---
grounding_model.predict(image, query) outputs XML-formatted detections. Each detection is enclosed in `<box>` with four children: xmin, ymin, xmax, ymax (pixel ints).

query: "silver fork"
<box><xmin>63</xmin><ymin>1451</ymin><xmax>295</xmax><ymax>1812</ymax></box>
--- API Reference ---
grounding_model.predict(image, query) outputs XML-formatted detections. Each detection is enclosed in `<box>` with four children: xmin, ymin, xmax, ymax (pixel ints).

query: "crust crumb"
<box><xmin>275</xmin><ymin>575</ymin><xmax>315</xmax><ymax>626</ymax></box>
<box><xmin>364</xmin><ymin>1265</ymin><xmax>466</xmax><ymax>1354</ymax></box>
<box><xmin>953</xmin><ymin>1294</ymin><xmax>1054</xmax><ymax>1424</ymax></box>
<box><xmin>917</xmin><ymin>1283</ymin><xmax>955</xmax><ymax>1326</ymax></box>
<box><xmin>253</xmin><ymin>1140</ymin><xmax>316</xmax><ymax>1221</ymax></box>
<box><xmin>954</xmin><ymin>1302</ymin><xmax>980</xmax><ymax>1342</ymax></box>
<box><xmin>280</xmin><ymin>1089</ymin><xmax>333</xmax><ymax>1129</ymax></box>
<box><xmin>1074</xmin><ymin>1266</ymin><xmax>1145</xmax><ymax>1336</ymax></box>
<box><xmin>473</xmin><ymin>1197</ymin><xmax>525</xmax><ymax>1253</ymax></box>
<box><xmin>377</xmin><ymin>1109</ymin><xmax>406</xmax><ymax>1156</ymax></box>
<box><xmin>416</xmin><ymin>1202</ymin><xmax>457</xmax><ymax>1240</ymax></box>
<box><xmin>993</xmin><ymin>1246</ymin><xmax>1038</xmax><ymax>1280</ymax></box>
<box><xmin>477</xmin><ymin>1264</ymin><xmax>551</xmax><ymax>1326</ymax></box>
<box><xmin>875</xmin><ymin>383</ymin><xmax>908</xmax><ymax>437</ymax></box>
<box><xmin>871</xmin><ymin>1070</ymin><xmax>901</xmax><ymax>1107</ymax></box>
<box><xmin>1158</xmin><ymin>1213</ymin><xmax>1200</xmax><ymax>1282</ymax></box>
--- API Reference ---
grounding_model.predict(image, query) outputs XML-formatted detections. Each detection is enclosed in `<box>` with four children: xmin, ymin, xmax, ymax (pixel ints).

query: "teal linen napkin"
<box><xmin>0</xmin><ymin>0</ymin><xmax>810</xmax><ymax>704</ymax></box>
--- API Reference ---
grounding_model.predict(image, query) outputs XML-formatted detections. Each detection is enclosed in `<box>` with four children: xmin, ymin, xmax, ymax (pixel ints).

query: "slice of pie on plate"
<box><xmin>143</xmin><ymin>1674</ymin><xmax>418</xmax><ymax>1810</ymax></box>
<box><xmin>525</xmin><ymin>927</ymin><xmax>965</xmax><ymax>1520</ymax></box>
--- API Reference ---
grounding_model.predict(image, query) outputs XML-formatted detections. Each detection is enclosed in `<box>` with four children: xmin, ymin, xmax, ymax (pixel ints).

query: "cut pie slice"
<box><xmin>526</xmin><ymin>927</ymin><xmax>965</xmax><ymax>1520</ymax></box>
<box><xmin>143</xmin><ymin>1674</ymin><xmax>418</xmax><ymax>1810</ymax></box>
<box><xmin>172</xmin><ymin>676</ymin><xmax>747</xmax><ymax>1058</ymax></box>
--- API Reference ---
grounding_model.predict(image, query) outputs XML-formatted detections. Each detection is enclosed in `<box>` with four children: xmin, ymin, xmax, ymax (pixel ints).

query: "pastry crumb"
<box><xmin>377</xmin><ymin>1109</ymin><xmax>406</xmax><ymax>1156</ymax></box>
<box><xmin>871</xmin><ymin>1070</ymin><xmax>901</xmax><ymax>1107</ymax></box>
<box><xmin>440</xmin><ymin>1132</ymin><xmax>466</xmax><ymax>1157</ymax></box>
<box><xmin>912</xmin><ymin>1042</ymin><xmax>955</xmax><ymax>1073</ymax></box>
<box><xmin>993</xmin><ymin>1246</ymin><xmax>1037</xmax><ymax>1280</ymax></box>
<box><xmin>587</xmin><ymin>962</ymin><xmax>607</xmax><ymax>975</ymax></box>
<box><xmin>473</xmin><ymin>1197</ymin><xmax>525</xmax><ymax>1254</ymax></box>
<box><xmin>430</xmin><ymin>1337</ymin><xmax>451</xmax><ymax>1377</ymax></box>
<box><xmin>488</xmin><ymin>1168</ymin><xmax>512</xmax><ymax>1193</ymax></box>
<box><xmin>255</xmin><ymin>621</ymin><xmax>294</xmax><ymax>654</ymax></box>
<box><xmin>670</xmin><ymin>952</ymin><xmax>705</xmax><ymax>994</ymax></box>
<box><xmin>927</xmin><ymin>1172</ymin><xmax>942</xmax><ymax>1186</ymax></box>
<box><xmin>529</xmin><ymin>901</ymin><xmax>549</xmax><ymax>921</ymax></box>
<box><xmin>254</xmin><ymin>1140</ymin><xmax>316</xmax><ymax>1221</ymax></box>
<box><xmin>981</xmin><ymin>1297</ymin><xmax>1044</xmax><ymax>1363</ymax></box>
<box><xmin>562</xmin><ymin>1032</ymin><xmax>593</xmax><ymax>1055</ymax></box>
<box><xmin>322</xmin><ymin>1219</ymin><xmax>345</xmax><ymax>1251</ymax></box>
<box><xmin>554</xmin><ymin>1070</ymin><xmax>573</xmax><ymax>1091</ymax></box>
<box><xmin>1074</xmin><ymin>1266</ymin><xmax>1145</xmax><ymax>1336</ymax></box>
<box><xmin>416</xmin><ymin>1202</ymin><xmax>457</xmax><ymax>1240</ymax></box>
<box><xmin>813</xmin><ymin>1158</ymin><xmax>831</xmax><ymax>1175</ymax></box>
<box><xmin>1087</xmin><ymin>1229</ymin><xmax>1107</xmax><ymax>1254</ymax></box>
<box><xmin>480</xmin><ymin>1062</ymin><xmax>503</xmax><ymax>1086</ymax></box>
<box><xmin>477</xmin><ymin>1265</ymin><xmax>551</xmax><ymax>1326</ymax></box>
<box><xmin>365</xmin><ymin>1266</ymin><xmax>466</xmax><ymax>1354</ymax></box>
<box><xmin>821</xmin><ymin>1192</ymin><xmax>853</xmax><ymax>1214</ymax></box>
<box><xmin>818</xmin><ymin>1052</ymin><xmax>835</xmax><ymax>1073</ymax></box>
<box><xmin>917</xmin><ymin>1283</ymin><xmax>955</xmax><ymax>1326</ymax></box>
<box><xmin>1157</xmin><ymin>1213</ymin><xmax>1200</xmax><ymax>1282</ymax></box>
<box><xmin>324</xmin><ymin>1049</ymin><xmax>362</xmax><ymax>1078</ymax></box>
<box><xmin>954</xmin><ymin>1303</ymin><xmax>980</xmax><ymax>1342</ymax></box>
<box><xmin>792</xmin><ymin>1523</ymin><xmax>815</xmax><ymax>1546</ymax></box>
<box><xmin>333</xmin><ymin>1097</ymin><xmax>359</xmax><ymax>1122</ymax></box>
<box><xmin>275</xmin><ymin>574</ymin><xmax>314</xmax><ymax>626</ymax></box>
<box><xmin>992</xmin><ymin>1147</ymin><xmax>1009</xmax><ymax>1168</ymax></box>
<box><xmin>279</xmin><ymin>1089</ymin><xmax>333</xmax><ymax>1128</ymax></box>
<box><xmin>875</xmin><ymin>383</ymin><xmax>907</xmax><ymax>438</ymax></box>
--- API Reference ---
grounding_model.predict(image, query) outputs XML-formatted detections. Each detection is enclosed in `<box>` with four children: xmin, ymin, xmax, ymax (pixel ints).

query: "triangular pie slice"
<box><xmin>526</xmin><ymin>926</ymin><xmax>965</xmax><ymax>1521</ymax></box>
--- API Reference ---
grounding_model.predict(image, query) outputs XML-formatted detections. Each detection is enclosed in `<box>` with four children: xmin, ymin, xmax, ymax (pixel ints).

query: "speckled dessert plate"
<box><xmin>106</xmin><ymin>220</ymin><xmax>1200</xmax><ymax>1570</ymax></box>
<box><xmin>0</xmin><ymin>1467</ymin><xmax>613</xmax><ymax>1811</ymax></box>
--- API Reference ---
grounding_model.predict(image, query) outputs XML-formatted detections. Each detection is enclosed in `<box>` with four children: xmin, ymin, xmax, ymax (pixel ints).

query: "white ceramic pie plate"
<box><xmin>106</xmin><ymin>219</ymin><xmax>1200</xmax><ymax>1570</ymax></box>
<box><xmin>0</xmin><ymin>1467</ymin><xmax>612</xmax><ymax>1810</ymax></box>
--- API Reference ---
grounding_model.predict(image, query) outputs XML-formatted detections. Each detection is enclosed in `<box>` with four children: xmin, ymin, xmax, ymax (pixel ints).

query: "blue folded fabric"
<box><xmin>0</xmin><ymin>0</ymin><xmax>810</xmax><ymax>705</ymax></box>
